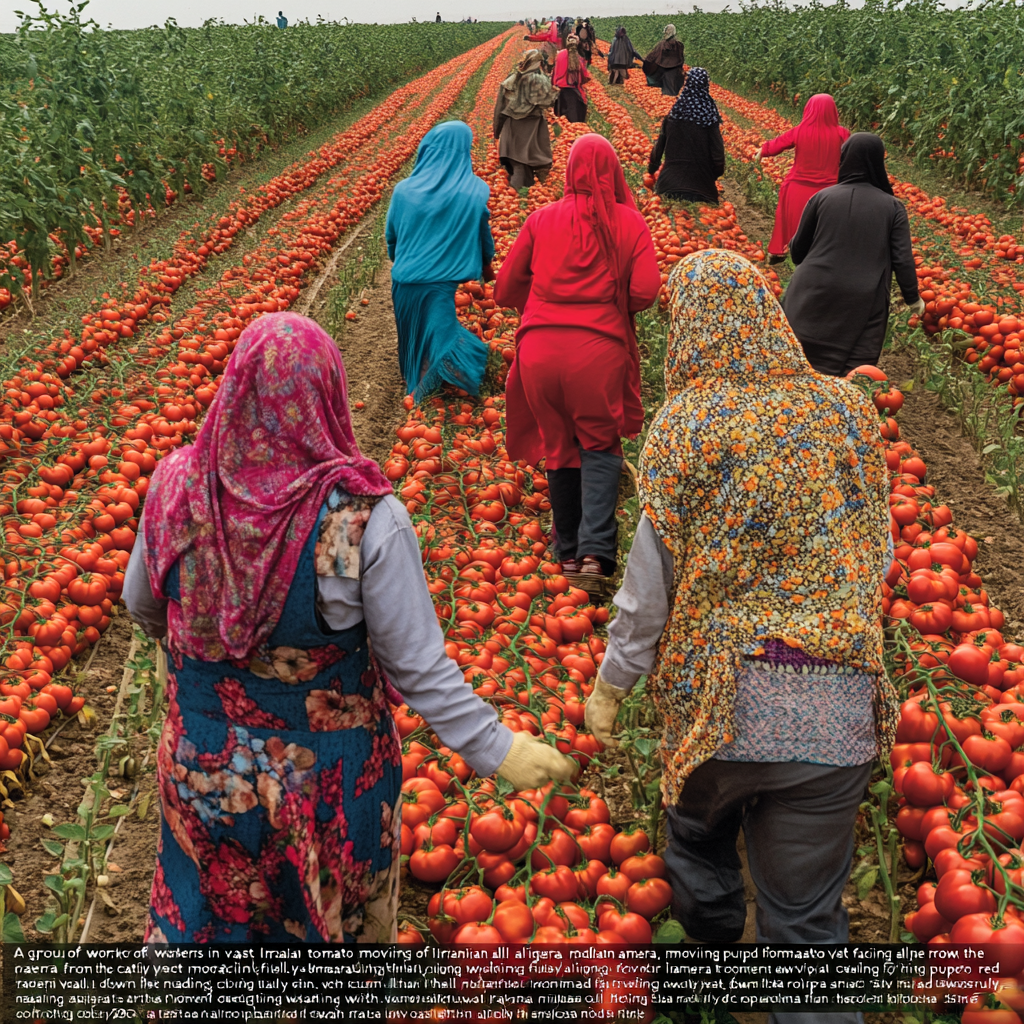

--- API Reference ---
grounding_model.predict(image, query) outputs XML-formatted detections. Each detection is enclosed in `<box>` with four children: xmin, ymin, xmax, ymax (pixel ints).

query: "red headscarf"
<box><xmin>143</xmin><ymin>312</ymin><xmax>392</xmax><ymax>663</ymax></box>
<box><xmin>793</xmin><ymin>94</ymin><xmax>846</xmax><ymax>182</ymax></box>
<box><xmin>563</xmin><ymin>134</ymin><xmax>636</xmax><ymax>314</ymax></box>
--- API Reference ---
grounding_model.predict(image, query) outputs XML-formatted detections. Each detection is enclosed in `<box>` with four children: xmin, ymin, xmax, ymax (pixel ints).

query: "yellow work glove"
<box><xmin>584</xmin><ymin>673</ymin><xmax>629</xmax><ymax>748</ymax></box>
<box><xmin>497</xmin><ymin>731</ymin><xmax>577</xmax><ymax>791</ymax></box>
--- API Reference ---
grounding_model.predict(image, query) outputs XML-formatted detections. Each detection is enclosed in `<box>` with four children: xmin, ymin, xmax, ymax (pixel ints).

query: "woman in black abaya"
<box><xmin>782</xmin><ymin>133</ymin><xmax>924</xmax><ymax>376</ymax></box>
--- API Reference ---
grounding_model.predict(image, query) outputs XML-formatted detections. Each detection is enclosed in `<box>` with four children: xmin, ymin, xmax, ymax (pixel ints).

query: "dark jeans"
<box><xmin>664</xmin><ymin>758</ymin><xmax>872</xmax><ymax>1024</ymax></box>
<box><xmin>547</xmin><ymin>448</ymin><xmax>621</xmax><ymax>573</ymax></box>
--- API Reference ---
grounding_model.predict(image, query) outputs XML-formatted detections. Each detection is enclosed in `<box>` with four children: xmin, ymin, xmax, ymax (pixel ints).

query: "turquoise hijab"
<box><xmin>386</xmin><ymin>121</ymin><xmax>494</xmax><ymax>285</ymax></box>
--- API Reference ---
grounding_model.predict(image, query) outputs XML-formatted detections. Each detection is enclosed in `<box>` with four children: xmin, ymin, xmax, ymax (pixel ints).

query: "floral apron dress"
<box><xmin>146</xmin><ymin>492</ymin><xmax>403</xmax><ymax>943</ymax></box>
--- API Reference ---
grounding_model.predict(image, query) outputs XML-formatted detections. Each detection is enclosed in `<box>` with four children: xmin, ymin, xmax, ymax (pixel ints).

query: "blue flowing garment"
<box><xmin>385</xmin><ymin>121</ymin><xmax>493</xmax><ymax>399</ymax></box>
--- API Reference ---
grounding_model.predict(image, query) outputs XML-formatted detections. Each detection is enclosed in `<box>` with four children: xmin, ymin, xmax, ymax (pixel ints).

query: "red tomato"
<box><xmin>620</xmin><ymin>851</ymin><xmax>668</xmax><ymax>883</ymax></box>
<box><xmin>609</xmin><ymin>827</ymin><xmax>650</xmax><ymax>866</ymax></box>
<box><xmin>442</xmin><ymin>887</ymin><xmax>493</xmax><ymax>926</ymax></box>
<box><xmin>950</xmin><ymin>914</ymin><xmax>1024</xmax><ymax>975</ymax></box>
<box><xmin>577</xmin><ymin>822</ymin><xmax>616</xmax><ymax>863</ymax></box>
<box><xmin>492</xmin><ymin>899</ymin><xmax>534</xmax><ymax>943</ymax></box>
<box><xmin>902</xmin><ymin>761</ymin><xmax>956</xmax><ymax>807</ymax></box>
<box><xmin>934</xmin><ymin>869</ymin><xmax>997</xmax><ymax>922</ymax></box>
<box><xmin>400</xmin><ymin>777</ymin><xmax>446</xmax><ymax>828</ymax></box>
<box><xmin>530</xmin><ymin>865</ymin><xmax>579</xmax><ymax>903</ymax></box>
<box><xmin>452</xmin><ymin>922</ymin><xmax>502</xmax><ymax>943</ymax></box>
<box><xmin>530</xmin><ymin>828</ymin><xmax>580</xmax><ymax>869</ymax></box>
<box><xmin>408</xmin><ymin>843</ymin><xmax>461</xmax><ymax>883</ymax></box>
<box><xmin>469</xmin><ymin>807</ymin><xmax>526</xmax><ymax>853</ymax></box>
<box><xmin>626</xmin><ymin>877</ymin><xmax>672</xmax><ymax>919</ymax></box>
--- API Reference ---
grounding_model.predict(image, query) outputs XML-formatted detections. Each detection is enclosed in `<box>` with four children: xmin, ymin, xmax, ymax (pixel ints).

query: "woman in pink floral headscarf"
<box><xmin>124</xmin><ymin>312</ymin><xmax>573</xmax><ymax>944</ymax></box>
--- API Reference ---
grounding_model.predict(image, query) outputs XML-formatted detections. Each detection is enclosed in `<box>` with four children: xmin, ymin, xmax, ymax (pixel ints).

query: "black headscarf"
<box><xmin>837</xmin><ymin>133</ymin><xmax>893</xmax><ymax>196</ymax></box>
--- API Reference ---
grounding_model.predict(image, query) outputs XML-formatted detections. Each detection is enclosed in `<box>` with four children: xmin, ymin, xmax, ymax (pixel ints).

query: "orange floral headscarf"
<box><xmin>638</xmin><ymin>249</ymin><xmax>896</xmax><ymax>802</ymax></box>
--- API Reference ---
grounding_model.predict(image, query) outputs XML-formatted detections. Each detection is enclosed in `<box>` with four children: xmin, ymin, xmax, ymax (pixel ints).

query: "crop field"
<box><xmin>2</xmin><ymin>8</ymin><xmax>1024</xmax><ymax>1009</ymax></box>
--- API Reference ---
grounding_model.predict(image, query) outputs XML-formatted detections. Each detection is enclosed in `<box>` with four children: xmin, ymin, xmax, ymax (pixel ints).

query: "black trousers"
<box><xmin>664</xmin><ymin>758</ymin><xmax>872</xmax><ymax>1024</ymax></box>
<box><xmin>546</xmin><ymin>449</ymin><xmax>621</xmax><ymax>573</ymax></box>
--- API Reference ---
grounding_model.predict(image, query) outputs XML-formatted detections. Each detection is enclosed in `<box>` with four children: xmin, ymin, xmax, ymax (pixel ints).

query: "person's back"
<box><xmin>276</xmin><ymin>10</ymin><xmax>287</xmax><ymax>27</ymax></box>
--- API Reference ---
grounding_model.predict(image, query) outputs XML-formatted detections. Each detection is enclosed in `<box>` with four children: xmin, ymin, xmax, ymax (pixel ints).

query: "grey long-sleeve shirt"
<box><xmin>600</xmin><ymin>514</ymin><xmax>674</xmax><ymax>692</ymax></box>
<box><xmin>122</xmin><ymin>495</ymin><xmax>513</xmax><ymax>777</ymax></box>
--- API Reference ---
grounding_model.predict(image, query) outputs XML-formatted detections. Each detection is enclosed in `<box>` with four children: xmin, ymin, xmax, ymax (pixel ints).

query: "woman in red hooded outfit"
<box><xmin>494</xmin><ymin>135</ymin><xmax>660</xmax><ymax>588</ymax></box>
<box><xmin>754</xmin><ymin>94</ymin><xmax>849</xmax><ymax>264</ymax></box>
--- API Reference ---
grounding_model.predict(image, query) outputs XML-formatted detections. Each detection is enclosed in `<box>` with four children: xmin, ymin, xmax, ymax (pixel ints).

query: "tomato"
<box><xmin>412</xmin><ymin>818</ymin><xmax>457</xmax><ymax>850</ymax></box>
<box><xmin>902</xmin><ymin>761</ymin><xmax>956</xmax><ymax>807</ymax></box>
<box><xmin>442</xmin><ymin>886</ymin><xmax>493</xmax><ymax>926</ymax></box>
<box><xmin>609</xmin><ymin>827</ymin><xmax>650</xmax><ymax>866</ymax></box>
<box><xmin>400</xmin><ymin>777</ymin><xmax>446</xmax><ymax>828</ymax></box>
<box><xmin>626</xmin><ymin>877</ymin><xmax>672</xmax><ymax>919</ymax></box>
<box><xmin>396</xmin><ymin>920</ymin><xmax>425</xmax><ymax>945</ymax></box>
<box><xmin>906</xmin><ymin>902</ymin><xmax>952</xmax><ymax>943</ymax></box>
<box><xmin>452</xmin><ymin>922</ymin><xmax>502</xmax><ymax>943</ymax></box>
<box><xmin>933</xmin><ymin>869</ymin><xmax>998</xmax><ymax>922</ymax></box>
<box><xmin>530</xmin><ymin>865</ymin><xmax>579</xmax><ymax>903</ymax></box>
<box><xmin>595</xmin><ymin>866</ymin><xmax>632</xmax><ymax>903</ymax></box>
<box><xmin>572</xmin><ymin>858</ymin><xmax>606</xmax><ymax>900</ymax></box>
<box><xmin>950</xmin><ymin>645</ymin><xmax>995</xmax><ymax>688</ymax></box>
<box><xmin>950</xmin><ymin>914</ymin><xmax>1024</xmax><ymax>975</ymax></box>
<box><xmin>598</xmin><ymin>908</ymin><xmax>653</xmax><ymax>944</ymax></box>
<box><xmin>470</xmin><ymin>807</ymin><xmax>526</xmax><ymax>853</ymax></box>
<box><xmin>895</xmin><ymin>805</ymin><xmax>929</xmax><ymax>842</ymax></box>
<box><xmin>620</xmin><ymin>851</ymin><xmax>668</xmax><ymax>883</ymax></box>
<box><xmin>933</xmin><ymin>848</ymin><xmax>987</xmax><ymax>879</ymax></box>
<box><xmin>492</xmin><ymin>899</ymin><xmax>534</xmax><ymax>943</ymax></box>
<box><xmin>530</xmin><ymin>828</ymin><xmax>580</xmax><ymax>869</ymax></box>
<box><xmin>577</xmin><ymin>822</ymin><xmax>615</xmax><ymax>863</ymax></box>
<box><xmin>896</xmin><ymin>699</ymin><xmax>941</xmax><ymax>743</ymax></box>
<box><xmin>963</xmin><ymin>733</ymin><xmax>1012</xmax><ymax>774</ymax></box>
<box><xmin>962</xmin><ymin>1004</ymin><xmax>1023</xmax><ymax>1024</ymax></box>
<box><xmin>495</xmin><ymin>883</ymin><xmax>527</xmax><ymax>904</ymax></box>
<box><xmin>408</xmin><ymin>843</ymin><xmax>461</xmax><ymax>883</ymax></box>
<box><xmin>564</xmin><ymin>794</ymin><xmax>610</xmax><ymax>830</ymax></box>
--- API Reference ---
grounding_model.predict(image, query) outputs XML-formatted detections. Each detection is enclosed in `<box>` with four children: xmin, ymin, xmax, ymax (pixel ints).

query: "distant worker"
<box><xmin>385</xmin><ymin>121</ymin><xmax>494</xmax><ymax>399</ymax></box>
<box><xmin>643</xmin><ymin>24</ymin><xmax>684</xmax><ymax>96</ymax></box>
<box><xmin>648</xmin><ymin>68</ymin><xmax>725</xmax><ymax>205</ymax></box>
<box><xmin>553</xmin><ymin>35</ymin><xmax>590</xmax><ymax>123</ymax></box>
<box><xmin>436</xmin><ymin>11</ymin><xmax>441</xmax><ymax>21</ymax></box>
<box><xmin>783</xmin><ymin>133</ymin><xmax>925</xmax><ymax>375</ymax></box>
<box><xmin>525</xmin><ymin>18</ymin><xmax>561</xmax><ymax>47</ymax></box>
<box><xmin>606</xmin><ymin>25</ymin><xmax>641</xmax><ymax>85</ymax></box>
<box><xmin>494</xmin><ymin>49</ymin><xmax>559</xmax><ymax>189</ymax></box>
<box><xmin>276</xmin><ymin>10</ymin><xmax>287</xmax><ymax>27</ymax></box>
<box><xmin>753</xmin><ymin>94</ymin><xmax>849</xmax><ymax>265</ymax></box>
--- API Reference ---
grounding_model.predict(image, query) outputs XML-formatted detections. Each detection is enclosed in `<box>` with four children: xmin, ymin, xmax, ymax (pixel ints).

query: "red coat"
<box><xmin>761</xmin><ymin>94</ymin><xmax>849</xmax><ymax>256</ymax></box>
<box><xmin>494</xmin><ymin>136</ymin><xmax>661</xmax><ymax>469</ymax></box>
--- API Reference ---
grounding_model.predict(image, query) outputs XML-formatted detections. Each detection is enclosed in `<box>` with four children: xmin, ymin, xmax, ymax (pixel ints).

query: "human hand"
<box><xmin>908</xmin><ymin>297</ymin><xmax>926</xmax><ymax>317</ymax></box>
<box><xmin>584</xmin><ymin>673</ymin><xmax>629</xmax><ymax>748</ymax></box>
<box><xmin>482</xmin><ymin>260</ymin><xmax>495</xmax><ymax>283</ymax></box>
<box><xmin>497</xmin><ymin>731</ymin><xmax>578</xmax><ymax>790</ymax></box>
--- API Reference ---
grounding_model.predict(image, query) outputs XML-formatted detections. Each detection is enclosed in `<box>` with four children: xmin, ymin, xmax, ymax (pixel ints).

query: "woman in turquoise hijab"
<box><xmin>386</xmin><ymin>120</ymin><xmax>494</xmax><ymax>400</ymax></box>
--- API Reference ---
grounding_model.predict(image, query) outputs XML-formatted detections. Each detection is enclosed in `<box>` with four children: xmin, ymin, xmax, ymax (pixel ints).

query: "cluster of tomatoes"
<box><xmin>0</xmin><ymin>38</ymin><xmax>512</xmax><ymax>848</ymax></box>
<box><xmin>382</xmin><ymin>392</ymin><xmax>670</xmax><ymax>965</ymax></box>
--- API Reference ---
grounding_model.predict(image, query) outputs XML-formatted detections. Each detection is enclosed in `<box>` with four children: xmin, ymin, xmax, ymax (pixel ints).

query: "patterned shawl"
<box><xmin>668</xmin><ymin>67</ymin><xmax>721</xmax><ymax>126</ymax></box>
<box><xmin>501</xmin><ymin>51</ymin><xmax>560</xmax><ymax>119</ymax></box>
<box><xmin>144</xmin><ymin>312</ymin><xmax>393</xmax><ymax>663</ymax></box>
<box><xmin>638</xmin><ymin>250</ymin><xmax>895</xmax><ymax>802</ymax></box>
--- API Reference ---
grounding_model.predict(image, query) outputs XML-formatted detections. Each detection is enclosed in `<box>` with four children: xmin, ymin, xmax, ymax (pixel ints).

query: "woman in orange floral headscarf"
<box><xmin>585</xmin><ymin>250</ymin><xmax>895</xmax><ymax>954</ymax></box>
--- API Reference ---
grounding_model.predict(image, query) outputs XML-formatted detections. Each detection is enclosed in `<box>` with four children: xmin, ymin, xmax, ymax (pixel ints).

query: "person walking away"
<box><xmin>753</xmin><ymin>94</ymin><xmax>849</xmax><ymax>264</ymax></box>
<box><xmin>276</xmin><ymin>9</ymin><xmax>287</xmax><ymax>27</ymax></box>
<box><xmin>648</xmin><ymin>68</ymin><xmax>724</xmax><ymax>205</ymax></box>
<box><xmin>606</xmin><ymin>26</ymin><xmax>641</xmax><ymax>85</ymax></box>
<box><xmin>126</xmin><ymin>313</ymin><xmax>575</xmax><ymax>944</ymax></box>
<box><xmin>553</xmin><ymin>35</ymin><xmax>590</xmax><ymax>123</ymax></box>
<box><xmin>494</xmin><ymin>135</ymin><xmax>660</xmax><ymax>589</ymax></box>
<box><xmin>576</xmin><ymin>20</ymin><xmax>598</xmax><ymax>65</ymax></box>
<box><xmin>494</xmin><ymin>50</ymin><xmax>559</xmax><ymax>189</ymax></box>
<box><xmin>584</xmin><ymin>249</ymin><xmax>895</xmax><ymax>985</ymax></box>
<box><xmin>782</xmin><ymin>133</ymin><xmax>924</xmax><ymax>375</ymax></box>
<box><xmin>385</xmin><ymin>121</ymin><xmax>492</xmax><ymax>401</ymax></box>
<box><xmin>436</xmin><ymin>11</ymin><xmax>441</xmax><ymax>22</ymax></box>
<box><xmin>643</xmin><ymin>24</ymin><xmax>684</xmax><ymax>96</ymax></box>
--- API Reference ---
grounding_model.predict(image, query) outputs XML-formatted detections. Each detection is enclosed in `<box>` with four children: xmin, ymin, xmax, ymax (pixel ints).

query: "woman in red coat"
<box><xmin>494</xmin><ymin>135</ymin><xmax>660</xmax><ymax>586</ymax></box>
<box><xmin>754</xmin><ymin>94</ymin><xmax>849</xmax><ymax>264</ymax></box>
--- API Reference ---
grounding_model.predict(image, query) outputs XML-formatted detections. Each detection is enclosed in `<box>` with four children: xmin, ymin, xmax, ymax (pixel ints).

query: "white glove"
<box><xmin>497</xmin><ymin>730</ymin><xmax>577</xmax><ymax>791</ymax></box>
<box><xmin>908</xmin><ymin>298</ymin><xmax>926</xmax><ymax>317</ymax></box>
<box><xmin>751</xmin><ymin>147</ymin><xmax>762</xmax><ymax>163</ymax></box>
<box><xmin>584</xmin><ymin>673</ymin><xmax>629</xmax><ymax>748</ymax></box>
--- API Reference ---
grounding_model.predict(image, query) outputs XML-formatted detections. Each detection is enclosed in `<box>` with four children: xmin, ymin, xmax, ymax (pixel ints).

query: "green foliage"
<box><xmin>0</xmin><ymin>3</ymin><xmax>503</xmax><ymax>294</ymax></box>
<box><xmin>595</xmin><ymin>0</ymin><xmax>1024</xmax><ymax>204</ymax></box>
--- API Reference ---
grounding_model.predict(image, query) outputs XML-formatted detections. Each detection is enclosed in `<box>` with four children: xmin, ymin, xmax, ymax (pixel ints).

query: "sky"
<box><xmin>0</xmin><ymin>0</ymin><xmax>735</xmax><ymax>33</ymax></box>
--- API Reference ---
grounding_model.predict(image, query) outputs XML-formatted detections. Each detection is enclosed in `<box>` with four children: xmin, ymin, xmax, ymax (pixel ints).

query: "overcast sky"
<box><xmin>1</xmin><ymin>0</ymin><xmax>734</xmax><ymax>33</ymax></box>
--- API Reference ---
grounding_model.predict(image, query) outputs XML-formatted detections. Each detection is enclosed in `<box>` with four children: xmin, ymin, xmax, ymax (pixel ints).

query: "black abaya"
<box><xmin>781</xmin><ymin>134</ymin><xmax>919</xmax><ymax>376</ymax></box>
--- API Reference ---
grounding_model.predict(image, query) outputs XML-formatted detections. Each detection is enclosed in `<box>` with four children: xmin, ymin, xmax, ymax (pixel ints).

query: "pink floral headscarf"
<box><xmin>143</xmin><ymin>312</ymin><xmax>393</xmax><ymax>663</ymax></box>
